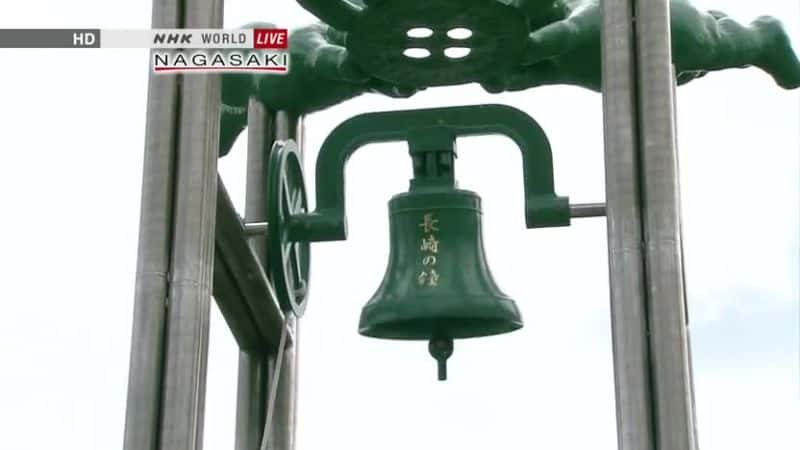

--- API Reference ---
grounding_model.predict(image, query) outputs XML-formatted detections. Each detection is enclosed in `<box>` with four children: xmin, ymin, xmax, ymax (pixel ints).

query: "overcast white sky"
<box><xmin>0</xmin><ymin>1</ymin><xmax>797</xmax><ymax>450</ymax></box>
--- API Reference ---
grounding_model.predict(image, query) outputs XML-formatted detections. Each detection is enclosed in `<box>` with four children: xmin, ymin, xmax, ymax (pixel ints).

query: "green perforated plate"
<box><xmin>347</xmin><ymin>0</ymin><xmax>528</xmax><ymax>87</ymax></box>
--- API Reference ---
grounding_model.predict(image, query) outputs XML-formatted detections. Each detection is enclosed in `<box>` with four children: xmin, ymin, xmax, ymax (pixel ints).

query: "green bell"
<box><xmin>359</xmin><ymin>181</ymin><xmax>523</xmax><ymax>380</ymax></box>
<box><xmin>286</xmin><ymin>105</ymin><xmax>570</xmax><ymax>381</ymax></box>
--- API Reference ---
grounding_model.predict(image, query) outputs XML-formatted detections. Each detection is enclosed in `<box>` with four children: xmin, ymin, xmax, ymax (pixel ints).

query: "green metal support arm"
<box><xmin>288</xmin><ymin>104</ymin><xmax>570</xmax><ymax>242</ymax></box>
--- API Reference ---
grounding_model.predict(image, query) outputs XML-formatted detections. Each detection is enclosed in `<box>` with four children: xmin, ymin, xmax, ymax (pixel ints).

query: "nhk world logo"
<box><xmin>150</xmin><ymin>28</ymin><xmax>289</xmax><ymax>73</ymax></box>
<box><xmin>0</xmin><ymin>27</ymin><xmax>291</xmax><ymax>73</ymax></box>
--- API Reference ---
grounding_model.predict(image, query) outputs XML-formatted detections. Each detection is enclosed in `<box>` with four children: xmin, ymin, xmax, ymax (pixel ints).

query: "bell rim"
<box><xmin>358</xmin><ymin>319</ymin><xmax>524</xmax><ymax>340</ymax></box>
<box><xmin>358</xmin><ymin>294</ymin><xmax>523</xmax><ymax>340</ymax></box>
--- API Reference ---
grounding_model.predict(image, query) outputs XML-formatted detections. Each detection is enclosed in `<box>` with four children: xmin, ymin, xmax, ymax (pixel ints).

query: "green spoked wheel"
<box><xmin>267</xmin><ymin>140</ymin><xmax>311</xmax><ymax>317</ymax></box>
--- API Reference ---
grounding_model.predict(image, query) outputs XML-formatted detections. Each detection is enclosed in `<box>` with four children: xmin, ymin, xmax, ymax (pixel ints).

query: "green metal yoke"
<box><xmin>288</xmin><ymin>104</ymin><xmax>571</xmax><ymax>243</ymax></box>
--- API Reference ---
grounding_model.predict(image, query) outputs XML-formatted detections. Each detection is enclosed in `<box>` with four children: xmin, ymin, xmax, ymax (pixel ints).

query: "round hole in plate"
<box><xmin>447</xmin><ymin>28</ymin><xmax>473</xmax><ymax>40</ymax></box>
<box><xmin>404</xmin><ymin>48</ymin><xmax>432</xmax><ymax>59</ymax></box>
<box><xmin>407</xmin><ymin>27</ymin><xmax>434</xmax><ymax>38</ymax></box>
<box><xmin>444</xmin><ymin>47</ymin><xmax>471</xmax><ymax>59</ymax></box>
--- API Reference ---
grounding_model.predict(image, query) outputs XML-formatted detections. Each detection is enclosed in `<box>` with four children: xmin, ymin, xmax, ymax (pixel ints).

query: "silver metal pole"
<box><xmin>288</xmin><ymin>116</ymin><xmax>304</xmax><ymax>448</ymax></box>
<box><xmin>235</xmin><ymin>352</ymin><xmax>268</xmax><ymax>450</ymax></box>
<box><xmin>264</xmin><ymin>112</ymin><xmax>301</xmax><ymax>450</ymax></box>
<box><xmin>635</xmin><ymin>1</ymin><xmax>697</xmax><ymax>448</ymax></box>
<box><xmin>672</xmin><ymin>75</ymin><xmax>701</xmax><ymax>445</ymax></box>
<box><xmin>235</xmin><ymin>97</ymin><xmax>275</xmax><ymax>450</ymax></box>
<box><xmin>123</xmin><ymin>1</ymin><xmax>182</xmax><ymax>449</ymax></box>
<box><xmin>158</xmin><ymin>0</ymin><xmax>223</xmax><ymax>448</ymax></box>
<box><xmin>602</xmin><ymin>0</ymin><xmax>698</xmax><ymax>448</ymax></box>
<box><xmin>600</xmin><ymin>0</ymin><xmax>655</xmax><ymax>449</ymax></box>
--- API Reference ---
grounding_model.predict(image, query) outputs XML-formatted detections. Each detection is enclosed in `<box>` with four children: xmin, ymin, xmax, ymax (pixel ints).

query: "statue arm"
<box><xmin>483</xmin><ymin>0</ymin><xmax>800</xmax><ymax>93</ymax></box>
<box><xmin>219</xmin><ymin>21</ymin><xmax>420</xmax><ymax>157</ymax></box>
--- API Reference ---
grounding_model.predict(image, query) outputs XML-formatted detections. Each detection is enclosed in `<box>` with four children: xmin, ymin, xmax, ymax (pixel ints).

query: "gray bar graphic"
<box><xmin>0</xmin><ymin>29</ymin><xmax>100</xmax><ymax>48</ymax></box>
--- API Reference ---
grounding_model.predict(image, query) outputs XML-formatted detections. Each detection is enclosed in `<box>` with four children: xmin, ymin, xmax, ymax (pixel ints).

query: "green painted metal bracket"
<box><xmin>288</xmin><ymin>104</ymin><xmax>570</xmax><ymax>242</ymax></box>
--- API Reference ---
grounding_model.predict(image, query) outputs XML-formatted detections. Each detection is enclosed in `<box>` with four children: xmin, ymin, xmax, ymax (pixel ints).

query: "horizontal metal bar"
<box><xmin>244</xmin><ymin>221</ymin><xmax>269</xmax><ymax>237</ymax></box>
<box><xmin>570</xmin><ymin>202</ymin><xmax>607</xmax><ymax>218</ymax></box>
<box><xmin>214</xmin><ymin>177</ymin><xmax>289</xmax><ymax>353</ymax></box>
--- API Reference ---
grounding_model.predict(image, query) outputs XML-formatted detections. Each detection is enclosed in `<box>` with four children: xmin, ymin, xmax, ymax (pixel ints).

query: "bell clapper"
<box><xmin>428</xmin><ymin>337</ymin><xmax>454</xmax><ymax>381</ymax></box>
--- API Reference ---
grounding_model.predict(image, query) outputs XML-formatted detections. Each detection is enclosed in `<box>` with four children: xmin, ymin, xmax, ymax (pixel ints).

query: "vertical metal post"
<box><xmin>600</xmin><ymin>0</ymin><xmax>656</xmax><ymax>448</ymax></box>
<box><xmin>635</xmin><ymin>1</ymin><xmax>697</xmax><ymax>449</ymax></box>
<box><xmin>283</xmin><ymin>116</ymin><xmax>304</xmax><ymax>450</ymax></box>
<box><xmin>158</xmin><ymin>0</ymin><xmax>223</xmax><ymax>449</ymax></box>
<box><xmin>601</xmin><ymin>0</ymin><xmax>697</xmax><ymax>449</ymax></box>
<box><xmin>235</xmin><ymin>97</ymin><xmax>274</xmax><ymax>450</ymax></box>
<box><xmin>123</xmin><ymin>1</ymin><xmax>183</xmax><ymax>449</ymax></box>
<box><xmin>264</xmin><ymin>112</ymin><xmax>301</xmax><ymax>450</ymax></box>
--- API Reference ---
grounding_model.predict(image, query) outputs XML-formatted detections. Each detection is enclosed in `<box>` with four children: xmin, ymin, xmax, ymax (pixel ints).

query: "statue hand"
<box><xmin>482</xmin><ymin>0</ymin><xmax>603</xmax><ymax>93</ymax></box>
<box><xmin>482</xmin><ymin>0</ymin><xmax>800</xmax><ymax>93</ymax></box>
<box><xmin>252</xmin><ymin>22</ymin><xmax>413</xmax><ymax>114</ymax></box>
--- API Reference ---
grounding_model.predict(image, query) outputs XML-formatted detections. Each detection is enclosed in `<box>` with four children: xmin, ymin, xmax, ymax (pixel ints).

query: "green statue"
<box><xmin>219</xmin><ymin>1</ymin><xmax>800</xmax><ymax>155</ymax></box>
<box><xmin>484</xmin><ymin>0</ymin><xmax>800</xmax><ymax>92</ymax></box>
<box><xmin>219</xmin><ymin>21</ymin><xmax>417</xmax><ymax>155</ymax></box>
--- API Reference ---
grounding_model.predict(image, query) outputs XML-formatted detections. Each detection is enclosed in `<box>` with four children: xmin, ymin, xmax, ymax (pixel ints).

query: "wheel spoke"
<box><xmin>282</xmin><ymin>243</ymin><xmax>293</xmax><ymax>262</ymax></box>
<box><xmin>290</xmin><ymin>188</ymin><xmax>304</xmax><ymax>213</ymax></box>
<box><xmin>290</xmin><ymin>243</ymin><xmax>304</xmax><ymax>285</ymax></box>
<box><xmin>281</xmin><ymin>175</ymin><xmax>291</xmax><ymax>200</ymax></box>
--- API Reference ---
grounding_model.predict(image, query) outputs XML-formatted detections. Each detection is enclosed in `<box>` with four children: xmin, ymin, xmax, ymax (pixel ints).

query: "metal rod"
<box><xmin>600</xmin><ymin>0</ymin><xmax>656</xmax><ymax>449</ymax></box>
<box><xmin>244</xmin><ymin>222</ymin><xmax>269</xmax><ymax>236</ymax></box>
<box><xmin>263</xmin><ymin>112</ymin><xmax>301</xmax><ymax>450</ymax></box>
<box><xmin>123</xmin><ymin>0</ymin><xmax>182</xmax><ymax>449</ymax></box>
<box><xmin>285</xmin><ymin>116</ymin><xmax>305</xmax><ymax>450</ymax></box>
<box><xmin>235</xmin><ymin>96</ymin><xmax>275</xmax><ymax>450</ymax></box>
<box><xmin>158</xmin><ymin>1</ymin><xmax>223</xmax><ymax>449</ymax></box>
<box><xmin>634</xmin><ymin>0</ymin><xmax>697</xmax><ymax>448</ymax></box>
<box><xmin>673</xmin><ymin>74</ymin><xmax>701</xmax><ymax>445</ymax></box>
<box><xmin>212</xmin><ymin>247</ymin><xmax>265</xmax><ymax>350</ymax></box>
<box><xmin>235</xmin><ymin>352</ymin><xmax>269</xmax><ymax>450</ymax></box>
<box><xmin>215</xmin><ymin>179</ymin><xmax>287</xmax><ymax>351</ymax></box>
<box><xmin>214</xmin><ymin>180</ymin><xmax>286</xmax><ymax>351</ymax></box>
<box><xmin>569</xmin><ymin>202</ymin><xmax>607</xmax><ymax>218</ymax></box>
<box><xmin>260</xmin><ymin>321</ymin><xmax>290</xmax><ymax>450</ymax></box>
